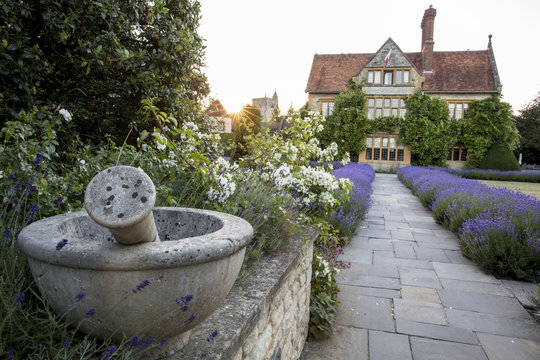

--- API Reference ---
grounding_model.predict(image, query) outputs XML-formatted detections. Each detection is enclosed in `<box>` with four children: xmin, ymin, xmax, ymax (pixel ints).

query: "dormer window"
<box><xmin>367</xmin><ymin>69</ymin><xmax>411</xmax><ymax>85</ymax></box>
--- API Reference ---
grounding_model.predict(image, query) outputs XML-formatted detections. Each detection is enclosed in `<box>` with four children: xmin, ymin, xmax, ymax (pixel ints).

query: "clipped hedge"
<box><xmin>479</xmin><ymin>143</ymin><xmax>521</xmax><ymax>171</ymax></box>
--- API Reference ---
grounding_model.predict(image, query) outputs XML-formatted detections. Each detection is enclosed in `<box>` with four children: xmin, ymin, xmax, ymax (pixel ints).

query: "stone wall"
<box><xmin>171</xmin><ymin>229</ymin><xmax>316</xmax><ymax>360</ymax></box>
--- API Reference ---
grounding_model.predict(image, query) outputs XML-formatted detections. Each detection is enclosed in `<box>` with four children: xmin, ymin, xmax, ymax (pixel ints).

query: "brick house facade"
<box><xmin>305</xmin><ymin>6</ymin><xmax>501</xmax><ymax>171</ymax></box>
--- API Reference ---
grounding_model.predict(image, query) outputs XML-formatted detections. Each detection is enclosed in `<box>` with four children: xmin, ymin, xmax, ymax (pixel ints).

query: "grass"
<box><xmin>478</xmin><ymin>180</ymin><xmax>540</xmax><ymax>199</ymax></box>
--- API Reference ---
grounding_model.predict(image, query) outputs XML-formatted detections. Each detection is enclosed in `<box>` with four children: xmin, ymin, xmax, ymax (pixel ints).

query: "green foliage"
<box><xmin>308</xmin><ymin>219</ymin><xmax>353</xmax><ymax>340</ymax></box>
<box><xmin>309</xmin><ymin>251</ymin><xmax>338</xmax><ymax>340</ymax></box>
<box><xmin>479</xmin><ymin>143</ymin><xmax>521</xmax><ymax>171</ymax></box>
<box><xmin>399</xmin><ymin>91</ymin><xmax>455</xmax><ymax>166</ymax></box>
<box><xmin>366</xmin><ymin>116</ymin><xmax>400</xmax><ymax>133</ymax></box>
<box><xmin>230</xmin><ymin>105</ymin><xmax>262</xmax><ymax>161</ymax></box>
<box><xmin>0</xmin><ymin>0</ymin><xmax>209</xmax><ymax>144</ymax></box>
<box><xmin>458</xmin><ymin>95</ymin><xmax>520</xmax><ymax>168</ymax></box>
<box><xmin>319</xmin><ymin>81</ymin><xmax>368</xmax><ymax>160</ymax></box>
<box><xmin>515</xmin><ymin>94</ymin><xmax>540</xmax><ymax>165</ymax></box>
<box><xmin>460</xmin><ymin>227</ymin><xmax>539</xmax><ymax>281</ymax></box>
<box><xmin>299</xmin><ymin>102</ymin><xmax>310</xmax><ymax>119</ymax></box>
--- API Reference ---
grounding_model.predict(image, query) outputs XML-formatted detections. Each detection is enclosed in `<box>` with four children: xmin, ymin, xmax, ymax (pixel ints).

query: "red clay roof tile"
<box><xmin>306</xmin><ymin>50</ymin><xmax>498</xmax><ymax>94</ymax></box>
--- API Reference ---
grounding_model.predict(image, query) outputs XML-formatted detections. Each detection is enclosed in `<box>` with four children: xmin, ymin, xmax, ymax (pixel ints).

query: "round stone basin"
<box><xmin>17</xmin><ymin>207</ymin><xmax>253</xmax><ymax>355</ymax></box>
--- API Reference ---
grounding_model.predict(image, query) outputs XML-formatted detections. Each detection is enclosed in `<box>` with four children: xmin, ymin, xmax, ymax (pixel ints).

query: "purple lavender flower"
<box><xmin>63</xmin><ymin>337</ymin><xmax>71</xmax><ymax>349</ymax></box>
<box><xmin>176</xmin><ymin>294</ymin><xmax>194</xmax><ymax>311</ymax></box>
<box><xmin>207</xmin><ymin>330</ymin><xmax>220</xmax><ymax>342</ymax></box>
<box><xmin>24</xmin><ymin>203</ymin><xmax>40</xmax><ymax>225</ymax></box>
<box><xmin>44</xmin><ymin>163</ymin><xmax>52</xmax><ymax>177</ymax></box>
<box><xmin>33</xmin><ymin>154</ymin><xmax>43</xmax><ymax>167</ymax></box>
<box><xmin>6</xmin><ymin>349</ymin><xmax>15</xmax><ymax>360</ymax></box>
<box><xmin>56</xmin><ymin>239</ymin><xmax>68</xmax><ymax>250</ymax></box>
<box><xmin>14</xmin><ymin>292</ymin><xmax>24</xmax><ymax>307</ymax></box>
<box><xmin>159</xmin><ymin>338</ymin><xmax>168</xmax><ymax>345</ymax></box>
<box><xmin>397</xmin><ymin>165</ymin><xmax>540</xmax><ymax>281</ymax></box>
<box><xmin>126</xmin><ymin>336</ymin><xmax>139</xmax><ymax>349</ymax></box>
<box><xmin>137</xmin><ymin>336</ymin><xmax>154</xmax><ymax>349</ymax></box>
<box><xmin>132</xmin><ymin>279</ymin><xmax>151</xmax><ymax>293</ymax></box>
<box><xmin>184</xmin><ymin>314</ymin><xmax>196</xmax><ymax>325</ymax></box>
<box><xmin>75</xmin><ymin>291</ymin><xmax>86</xmax><ymax>302</ymax></box>
<box><xmin>101</xmin><ymin>345</ymin><xmax>117</xmax><ymax>360</ymax></box>
<box><xmin>56</xmin><ymin>195</ymin><xmax>63</xmax><ymax>206</ymax></box>
<box><xmin>3</xmin><ymin>227</ymin><xmax>10</xmax><ymax>242</ymax></box>
<box><xmin>85</xmin><ymin>308</ymin><xmax>96</xmax><ymax>318</ymax></box>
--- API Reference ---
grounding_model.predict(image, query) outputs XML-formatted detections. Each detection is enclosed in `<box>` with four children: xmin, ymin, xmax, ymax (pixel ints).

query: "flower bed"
<box><xmin>329</xmin><ymin>163</ymin><xmax>375</xmax><ymax>239</ymax></box>
<box><xmin>397</xmin><ymin>166</ymin><xmax>540</xmax><ymax>281</ymax></box>
<box><xmin>428</xmin><ymin>166</ymin><xmax>540</xmax><ymax>183</ymax></box>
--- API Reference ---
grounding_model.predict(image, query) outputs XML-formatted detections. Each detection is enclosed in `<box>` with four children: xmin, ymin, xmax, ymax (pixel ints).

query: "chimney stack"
<box><xmin>421</xmin><ymin>5</ymin><xmax>436</xmax><ymax>74</ymax></box>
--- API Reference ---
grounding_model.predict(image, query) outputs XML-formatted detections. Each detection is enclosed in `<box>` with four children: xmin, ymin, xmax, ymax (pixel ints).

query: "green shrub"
<box><xmin>0</xmin><ymin>0</ymin><xmax>209</xmax><ymax>145</ymax></box>
<box><xmin>460</xmin><ymin>221</ymin><xmax>539</xmax><ymax>281</ymax></box>
<box><xmin>308</xmin><ymin>252</ymin><xmax>338</xmax><ymax>340</ymax></box>
<box><xmin>459</xmin><ymin>95</ymin><xmax>520</xmax><ymax>168</ymax></box>
<box><xmin>400</xmin><ymin>91</ymin><xmax>455</xmax><ymax>166</ymax></box>
<box><xmin>479</xmin><ymin>143</ymin><xmax>521</xmax><ymax>171</ymax></box>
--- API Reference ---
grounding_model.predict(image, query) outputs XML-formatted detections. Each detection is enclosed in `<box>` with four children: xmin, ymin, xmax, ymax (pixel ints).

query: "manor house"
<box><xmin>305</xmin><ymin>6</ymin><xmax>501</xmax><ymax>170</ymax></box>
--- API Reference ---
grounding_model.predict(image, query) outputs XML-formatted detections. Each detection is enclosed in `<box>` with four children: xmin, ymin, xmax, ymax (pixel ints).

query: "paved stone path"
<box><xmin>301</xmin><ymin>173</ymin><xmax>540</xmax><ymax>360</ymax></box>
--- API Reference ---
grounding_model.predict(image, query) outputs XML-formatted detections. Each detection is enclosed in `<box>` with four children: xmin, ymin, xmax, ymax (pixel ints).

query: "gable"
<box><xmin>364</xmin><ymin>38</ymin><xmax>418</xmax><ymax>71</ymax></box>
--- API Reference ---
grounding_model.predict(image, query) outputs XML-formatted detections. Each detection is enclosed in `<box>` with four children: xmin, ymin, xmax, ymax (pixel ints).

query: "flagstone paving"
<box><xmin>301</xmin><ymin>173</ymin><xmax>540</xmax><ymax>360</ymax></box>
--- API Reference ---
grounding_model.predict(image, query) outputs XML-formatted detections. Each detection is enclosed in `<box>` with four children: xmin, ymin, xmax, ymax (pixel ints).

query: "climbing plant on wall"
<box><xmin>458</xmin><ymin>95</ymin><xmax>520</xmax><ymax>168</ymax></box>
<box><xmin>317</xmin><ymin>80</ymin><xmax>369</xmax><ymax>160</ymax></box>
<box><xmin>399</xmin><ymin>91</ymin><xmax>456</xmax><ymax>166</ymax></box>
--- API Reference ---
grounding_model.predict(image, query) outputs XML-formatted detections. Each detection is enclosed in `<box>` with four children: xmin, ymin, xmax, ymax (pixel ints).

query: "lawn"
<box><xmin>478</xmin><ymin>180</ymin><xmax>540</xmax><ymax>199</ymax></box>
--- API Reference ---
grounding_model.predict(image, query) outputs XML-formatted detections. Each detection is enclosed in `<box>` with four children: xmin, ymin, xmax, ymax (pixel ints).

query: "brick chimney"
<box><xmin>421</xmin><ymin>5</ymin><xmax>436</xmax><ymax>74</ymax></box>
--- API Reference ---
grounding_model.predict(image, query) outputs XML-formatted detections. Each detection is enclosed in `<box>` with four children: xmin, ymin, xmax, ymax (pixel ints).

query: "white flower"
<box><xmin>59</xmin><ymin>108</ymin><xmax>72</xmax><ymax>122</ymax></box>
<box><xmin>341</xmin><ymin>152</ymin><xmax>351</xmax><ymax>166</ymax></box>
<box><xmin>79</xmin><ymin>159</ymin><xmax>86</xmax><ymax>165</ymax></box>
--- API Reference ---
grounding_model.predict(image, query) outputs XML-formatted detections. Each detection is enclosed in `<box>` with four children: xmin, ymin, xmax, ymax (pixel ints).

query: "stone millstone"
<box><xmin>84</xmin><ymin>166</ymin><xmax>158</xmax><ymax>244</ymax></box>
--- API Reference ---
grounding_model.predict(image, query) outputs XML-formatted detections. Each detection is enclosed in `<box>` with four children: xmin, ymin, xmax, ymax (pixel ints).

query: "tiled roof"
<box><xmin>205</xmin><ymin>100</ymin><xmax>228</xmax><ymax>117</ymax></box>
<box><xmin>423</xmin><ymin>51</ymin><xmax>497</xmax><ymax>92</ymax></box>
<box><xmin>305</xmin><ymin>53</ymin><xmax>373</xmax><ymax>93</ymax></box>
<box><xmin>306</xmin><ymin>50</ymin><xmax>499</xmax><ymax>94</ymax></box>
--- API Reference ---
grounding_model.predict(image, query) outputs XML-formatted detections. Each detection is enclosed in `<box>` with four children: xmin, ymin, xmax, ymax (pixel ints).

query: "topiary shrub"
<box><xmin>479</xmin><ymin>143</ymin><xmax>521</xmax><ymax>171</ymax></box>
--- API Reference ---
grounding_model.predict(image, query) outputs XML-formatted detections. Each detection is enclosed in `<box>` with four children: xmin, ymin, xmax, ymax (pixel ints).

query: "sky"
<box><xmin>199</xmin><ymin>0</ymin><xmax>540</xmax><ymax>114</ymax></box>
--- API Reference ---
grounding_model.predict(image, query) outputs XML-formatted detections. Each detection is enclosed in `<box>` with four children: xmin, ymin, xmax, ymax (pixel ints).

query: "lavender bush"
<box><xmin>330</xmin><ymin>163</ymin><xmax>375</xmax><ymax>240</ymax></box>
<box><xmin>398</xmin><ymin>166</ymin><xmax>540</xmax><ymax>281</ymax></box>
<box><xmin>428</xmin><ymin>166</ymin><xmax>540</xmax><ymax>183</ymax></box>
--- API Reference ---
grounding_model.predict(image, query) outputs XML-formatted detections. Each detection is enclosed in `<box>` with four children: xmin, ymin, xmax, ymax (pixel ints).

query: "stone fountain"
<box><xmin>18</xmin><ymin>166</ymin><xmax>253</xmax><ymax>358</ymax></box>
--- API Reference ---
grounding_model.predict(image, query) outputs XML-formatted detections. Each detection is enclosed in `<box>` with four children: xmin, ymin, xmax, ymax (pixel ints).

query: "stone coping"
<box><xmin>170</xmin><ymin>228</ymin><xmax>317</xmax><ymax>359</ymax></box>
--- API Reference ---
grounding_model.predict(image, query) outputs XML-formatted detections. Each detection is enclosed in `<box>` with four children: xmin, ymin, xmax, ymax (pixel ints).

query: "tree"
<box><xmin>0</xmin><ymin>0</ymin><xmax>209</xmax><ymax>144</ymax></box>
<box><xmin>318</xmin><ymin>80</ymin><xmax>368</xmax><ymax>160</ymax></box>
<box><xmin>458</xmin><ymin>95</ymin><xmax>520</xmax><ymax>168</ymax></box>
<box><xmin>399</xmin><ymin>92</ymin><xmax>455</xmax><ymax>166</ymax></box>
<box><xmin>515</xmin><ymin>94</ymin><xmax>540</xmax><ymax>165</ymax></box>
<box><xmin>230</xmin><ymin>104</ymin><xmax>262</xmax><ymax>161</ymax></box>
